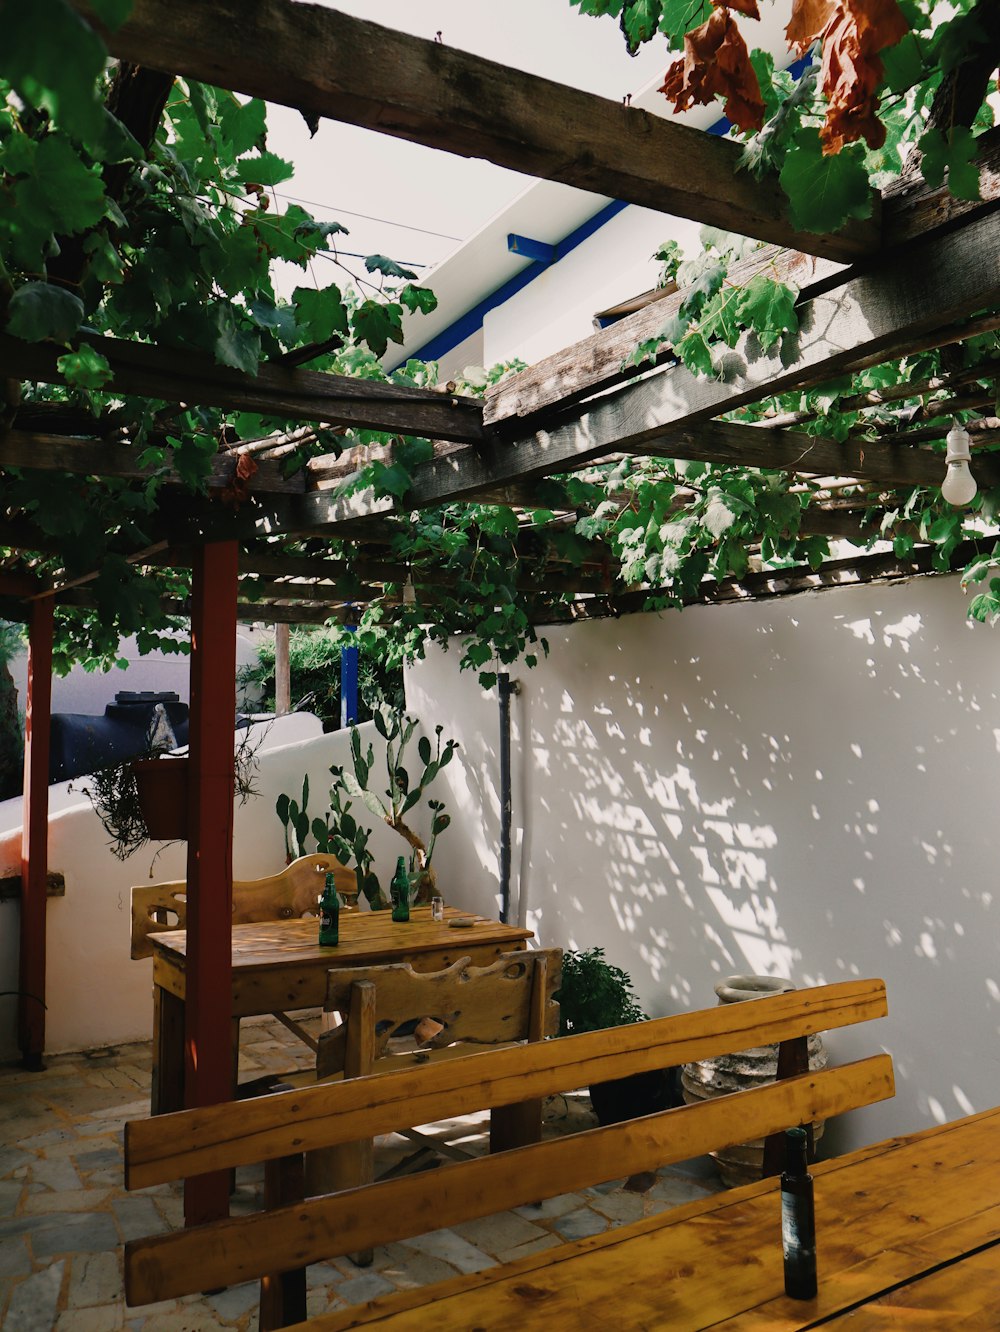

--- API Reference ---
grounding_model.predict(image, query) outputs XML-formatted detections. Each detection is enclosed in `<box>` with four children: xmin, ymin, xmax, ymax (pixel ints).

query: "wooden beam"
<box><xmin>294</xmin><ymin>212</ymin><xmax>1000</xmax><ymax>520</ymax></box>
<box><xmin>77</xmin><ymin>0</ymin><xmax>877</xmax><ymax>262</ymax></box>
<box><xmin>484</xmin><ymin>130</ymin><xmax>1000</xmax><ymax>430</ymax></box>
<box><xmin>18</xmin><ymin>598</ymin><xmax>53</xmax><ymax>1069</ymax></box>
<box><xmin>631</xmin><ymin>420</ymin><xmax>1000</xmax><ymax>491</ymax></box>
<box><xmin>0</xmin><ymin>332</ymin><xmax>485</xmax><ymax>445</ymax></box>
<box><xmin>0</xmin><ymin>430</ymin><xmax>304</xmax><ymax>493</ymax></box>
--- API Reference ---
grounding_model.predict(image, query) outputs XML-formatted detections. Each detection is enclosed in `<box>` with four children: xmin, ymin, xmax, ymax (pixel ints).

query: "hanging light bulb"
<box><xmin>402</xmin><ymin>573</ymin><xmax>416</xmax><ymax>606</ymax></box>
<box><xmin>941</xmin><ymin>420</ymin><xmax>977</xmax><ymax>507</ymax></box>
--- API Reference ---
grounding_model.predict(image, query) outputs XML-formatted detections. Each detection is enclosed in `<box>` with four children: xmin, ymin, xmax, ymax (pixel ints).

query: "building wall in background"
<box><xmin>405</xmin><ymin>572</ymin><xmax>1000</xmax><ymax>1155</ymax></box>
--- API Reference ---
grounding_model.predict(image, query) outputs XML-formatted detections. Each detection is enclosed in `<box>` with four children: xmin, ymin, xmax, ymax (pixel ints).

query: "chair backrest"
<box><xmin>130</xmin><ymin>852</ymin><xmax>357</xmax><ymax>959</ymax></box>
<box><xmin>318</xmin><ymin>949</ymin><xmax>562</xmax><ymax>1075</ymax></box>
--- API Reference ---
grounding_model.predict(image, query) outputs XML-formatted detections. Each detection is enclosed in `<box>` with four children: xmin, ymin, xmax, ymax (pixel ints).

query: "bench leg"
<box><xmin>259</xmin><ymin>1154</ymin><xmax>307</xmax><ymax>1329</ymax></box>
<box><xmin>305</xmin><ymin>1140</ymin><xmax>374</xmax><ymax>1267</ymax></box>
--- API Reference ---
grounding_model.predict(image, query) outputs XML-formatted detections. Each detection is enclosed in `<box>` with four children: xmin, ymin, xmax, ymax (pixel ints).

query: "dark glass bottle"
<box><xmin>318</xmin><ymin>872</ymin><xmax>340</xmax><ymax>946</ymax></box>
<box><xmin>781</xmin><ymin>1126</ymin><xmax>817</xmax><ymax>1300</ymax></box>
<box><xmin>390</xmin><ymin>855</ymin><xmax>410</xmax><ymax>922</ymax></box>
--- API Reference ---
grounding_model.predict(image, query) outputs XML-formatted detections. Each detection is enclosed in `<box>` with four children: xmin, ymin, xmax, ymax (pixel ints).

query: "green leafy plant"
<box><xmin>556</xmin><ymin>947</ymin><xmax>647</xmax><ymax>1036</ymax></box>
<box><xmin>275</xmin><ymin>774</ymin><xmax>311</xmax><ymax>862</ymax></box>
<box><xmin>238</xmin><ymin>626</ymin><xmax>402</xmax><ymax>730</ymax></box>
<box><xmin>276</xmin><ymin>710</ymin><xmax>457</xmax><ymax>909</ymax></box>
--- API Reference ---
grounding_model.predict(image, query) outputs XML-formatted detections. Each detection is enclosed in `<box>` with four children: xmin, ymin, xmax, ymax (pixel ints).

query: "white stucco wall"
<box><xmin>405</xmin><ymin>572</ymin><xmax>1000</xmax><ymax>1155</ymax></box>
<box><xmin>0</xmin><ymin>714</ymin><xmax>444</xmax><ymax>1058</ymax></box>
<box><xmin>483</xmin><ymin>206</ymin><xmax>705</xmax><ymax>370</ymax></box>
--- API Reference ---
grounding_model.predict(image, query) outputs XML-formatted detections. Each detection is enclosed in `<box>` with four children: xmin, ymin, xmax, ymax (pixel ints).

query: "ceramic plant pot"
<box><xmin>681</xmin><ymin>974</ymin><xmax>827</xmax><ymax>1187</ymax></box>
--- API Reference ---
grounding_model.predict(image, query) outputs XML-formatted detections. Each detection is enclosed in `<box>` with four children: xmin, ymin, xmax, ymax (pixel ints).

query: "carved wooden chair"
<box><xmin>303</xmin><ymin>947</ymin><xmax>562</xmax><ymax>1263</ymax></box>
<box><xmin>130</xmin><ymin>853</ymin><xmax>358</xmax><ymax>1075</ymax></box>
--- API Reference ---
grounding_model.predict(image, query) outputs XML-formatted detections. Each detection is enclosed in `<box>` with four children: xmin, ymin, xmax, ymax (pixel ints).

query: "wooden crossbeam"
<box><xmin>76</xmin><ymin>0</ymin><xmax>877</xmax><ymax>262</ymax></box>
<box><xmin>631</xmin><ymin>420</ymin><xmax>1000</xmax><ymax>490</ymax></box>
<box><xmin>0</xmin><ymin>332</ymin><xmax>485</xmax><ymax>445</ymax></box>
<box><xmin>0</xmin><ymin>430</ymin><xmax>304</xmax><ymax>492</ymax></box>
<box><xmin>292</xmin><ymin>211</ymin><xmax>1000</xmax><ymax>523</ymax></box>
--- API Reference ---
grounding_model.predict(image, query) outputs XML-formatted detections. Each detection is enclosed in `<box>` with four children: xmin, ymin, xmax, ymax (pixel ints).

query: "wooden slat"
<box><xmin>125</xmin><ymin>978</ymin><xmax>886</xmax><ymax>1188</ymax></box>
<box><xmin>124</xmin><ymin>1055</ymin><xmax>894</xmax><ymax>1305</ymax></box>
<box><xmin>631</xmin><ymin>420</ymin><xmax>1000</xmax><ymax>490</ymax></box>
<box><xmin>76</xmin><ymin>0</ymin><xmax>876</xmax><ymax>263</ymax></box>
<box><xmin>293</xmin><ymin>212</ymin><xmax>1000</xmax><ymax>520</ymax></box>
<box><xmin>0</xmin><ymin>332</ymin><xmax>485</xmax><ymax>445</ymax></box>
<box><xmin>484</xmin><ymin>130</ymin><xmax>1000</xmax><ymax>430</ymax></box>
<box><xmin>0</xmin><ymin>430</ymin><xmax>305</xmax><ymax>492</ymax></box>
<box><xmin>287</xmin><ymin>1108</ymin><xmax>1000</xmax><ymax>1332</ymax></box>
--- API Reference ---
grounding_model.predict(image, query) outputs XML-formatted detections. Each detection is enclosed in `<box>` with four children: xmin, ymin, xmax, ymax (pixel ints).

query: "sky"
<box><xmin>265</xmin><ymin>1</ymin><xmax>676</xmax><ymax>287</ymax></box>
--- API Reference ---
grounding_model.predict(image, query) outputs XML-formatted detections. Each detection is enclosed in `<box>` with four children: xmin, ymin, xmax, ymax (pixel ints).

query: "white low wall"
<box><xmin>0</xmin><ymin>714</ymin><xmax>444</xmax><ymax>1057</ymax></box>
<box><xmin>405</xmin><ymin>572</ymin><xmax>1000</xmax><ymax>1154</ymax></box>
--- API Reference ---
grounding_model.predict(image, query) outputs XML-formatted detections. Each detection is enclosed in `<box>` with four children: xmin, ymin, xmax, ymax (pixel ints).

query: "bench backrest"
<box><xmin>130</xmin><ymin>853</ymin><xmax>357</xmax><ymax>958</ymax></box>
<box><xmin>123</xmin><ymin>978</ymin><xmax>893</xmax><ymax>1314</ymax></box>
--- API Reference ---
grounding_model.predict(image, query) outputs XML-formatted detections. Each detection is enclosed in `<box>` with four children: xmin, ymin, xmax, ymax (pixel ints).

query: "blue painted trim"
<box><xmin>404</xmin><ymin>56</ymin><xmax>812</xmax><ymax>367</ymax></box>
<box><xmin>507</xmin><ymin>233</ymin><xmax>558</xmax><ymax>264</ymax></box>
<box><xmin>407</xmin><ymin>198</ymin><xmax>627</xmax><ymax>364</ymax></box>
<box><xmin>340</xmin><ymin>628</ymin><xmax>358</xmax><ymax>728</ymax></box>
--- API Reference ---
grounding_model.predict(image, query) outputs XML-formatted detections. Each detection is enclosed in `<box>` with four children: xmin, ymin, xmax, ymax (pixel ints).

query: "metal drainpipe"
<box><xmin>497</xmin><ymin>673</ymin><xmax>518</xmax><ymax>924</ymax></box>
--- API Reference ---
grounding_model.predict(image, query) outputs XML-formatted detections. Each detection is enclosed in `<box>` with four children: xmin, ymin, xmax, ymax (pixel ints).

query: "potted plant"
<box><xmin>275</xmin><ymin>709</ymin><xmax>457</xmax><ymax>909</ymax></box>
<box><xmin>82</xmin><ymin>710</ymin><xmax>264</xmax><ymax>861</ymax></box>
<box><xmin>556</xmin><ymin>947</ymin><xmax>679</xmax><ymax>1126</ymax></box>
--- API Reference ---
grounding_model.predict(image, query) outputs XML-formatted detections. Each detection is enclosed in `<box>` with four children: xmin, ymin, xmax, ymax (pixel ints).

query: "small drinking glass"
<box><xmin>431</xmin><ymin>896</ymin><xmax>445</xmax><ymax>922</ymax></box>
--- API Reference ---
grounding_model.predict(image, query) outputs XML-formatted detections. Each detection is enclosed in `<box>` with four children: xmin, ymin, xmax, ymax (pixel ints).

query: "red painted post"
<box><xmin>184</xmin><ymin>540</ymin><xmax>238</xmax><ymax>1225</ymax></box>
<box><xmin>19</xmin><ymin>597</ymin><xmax>53</xmax><ymax>1070</ymax></box>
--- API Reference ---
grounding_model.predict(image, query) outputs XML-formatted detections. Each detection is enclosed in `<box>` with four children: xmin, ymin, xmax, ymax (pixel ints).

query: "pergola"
<box><xmin>3</xmin><ymin>0</ymin><xmax>999</xmax><ymax>1224</ymax></box>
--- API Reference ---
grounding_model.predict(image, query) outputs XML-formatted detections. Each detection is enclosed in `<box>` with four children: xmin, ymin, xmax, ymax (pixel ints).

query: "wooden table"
<box><xmin>149</xmin><ymin>905</ymin><xmax>532</xmax><ymax>1114</ymax></box>
<box><xmin>306</xmin><ymin>1106</ymin><xmax>1000</xmax><ymax>1330</ymax></box>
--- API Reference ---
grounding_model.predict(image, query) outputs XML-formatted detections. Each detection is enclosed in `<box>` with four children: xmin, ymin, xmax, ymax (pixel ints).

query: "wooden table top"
<box><xmin>304</xmin><ymin>1106</ymin><xmax>1000</xmax><ymax>1330</ymax></box>
<box><xmin>148</xmin><ymin>905</ymin><xmax>533</xmax><ymax>972</ymax></box>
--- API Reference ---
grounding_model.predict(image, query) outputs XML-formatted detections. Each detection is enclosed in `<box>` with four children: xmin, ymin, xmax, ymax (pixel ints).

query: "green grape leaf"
<box><xmin>0</xmin><ymin>0</ymin><xmax>107</xmax><ymax>139</ymax></box>
<box><xmin>292</xmin><ymin>284</ymin><xmax>349</xmax><ymax>343</ymax></box>
<box><xmin>621</xmin><ymin>0</ymin><xmax>661</xmax><ymax>53</ymax></box>
<box><xmin>219</xmin><ymin>95</ymin><xmax>267</xmax><ymax>156</ymax></box>
<box><xmin>352</xmin><ymin>300</ymin><xmax>404</xmax><ymax>357</ymax></box>
<box><xmin>6</xmin><ymin>282</ymin><xmax>85</xmax><ymax>343</ymax></box>
<box><xmin>399</xmin><ymin>284</ymin><xmax>438</xmax><ymax>316</ymax></box>
<box><xmin>19</xmin><ymin>134</ymin><xmax>107</xmax><ymax>236</ymax></box>
<box><xmin>734</xmin><ymin>275</ymin><xmax>798</xmax><ymax>352</ymax></box>
<box><xmin>918</xmin><ymin>127</ymin><xmax>981</xmax><ymax>201</ymax></box>
<box><xmin>676</xmin><ymin>328</ymin><xmax>714</xmax><ymax>377</ymax></box>
<box><xmin>56</xmin><ymin>345</ymin><xmax>114</xmax><ymax>389</ymax></box>
<box><xmin>212</xmin><ymin>307</ymin><xmax>261</xmax><ymax>375</ymax></box>
<box><xmin>365</xmin><ymin>254</ymin><xmax>418</xmax><ymax>280</ymax></box>
<box><xmin>236</xmin><ymin>151</ymin><xmax>295</xmax><ymax>187</ymax></box>
<box><xmin>779</xmin><ymin>129</ymin><xmax>874</xmax><ymax>233</ymax></box>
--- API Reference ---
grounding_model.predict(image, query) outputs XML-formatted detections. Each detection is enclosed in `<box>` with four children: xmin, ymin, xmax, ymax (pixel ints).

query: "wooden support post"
<box><xmin>184</xmin><ymin>540</ymin><xmax>238</xmax><ymax>1226</ymax></box>
<box><xmin>18</xmin><ymin>597</ymin><xmax>53</xmax><ymax>1070</ymax></box>
<box><xmin>273</xmin><ymin>622</ymin><xmax>290</xmax><ymax>716</ymax></box>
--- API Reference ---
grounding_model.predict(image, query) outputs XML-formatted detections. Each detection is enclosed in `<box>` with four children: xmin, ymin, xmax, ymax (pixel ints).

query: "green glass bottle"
<box><xmin>781</xmin><ymin>1127</ymin><xmax>817</xmax><ymax>1300</ymax></box>
<box><xmin>390</xmin><ymin>855</ymin><xmax>410</xmax><ymax>922</ymax></box>
<box><xmin>318</xmin><ymin>872</ymin><xmax>340</xmax><ymax>946</ymax></box>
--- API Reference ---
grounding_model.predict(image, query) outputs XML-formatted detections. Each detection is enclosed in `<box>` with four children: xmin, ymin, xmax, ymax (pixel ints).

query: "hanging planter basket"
<box><xmin>133</xmin><ymin>757</ymin><xmax>190</xmax><ymax>840</ymax></box>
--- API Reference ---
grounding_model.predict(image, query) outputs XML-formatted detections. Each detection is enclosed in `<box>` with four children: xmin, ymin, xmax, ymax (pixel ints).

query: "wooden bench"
<box><xmin>121</xmin><ymin>978</ymin><xmax>893</xmax><ymax>1330</ymax></box>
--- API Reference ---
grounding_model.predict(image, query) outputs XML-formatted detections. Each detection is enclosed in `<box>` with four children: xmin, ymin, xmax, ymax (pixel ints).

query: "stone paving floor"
<box><xmin>1</xmin><ymin>1019</ymin><xmax>723</xmax><ymax>1331</ymax></box>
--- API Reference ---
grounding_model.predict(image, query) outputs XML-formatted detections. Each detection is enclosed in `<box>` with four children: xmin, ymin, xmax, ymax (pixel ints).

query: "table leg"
<box><xmin>152</xmin><ymin>985</ymin><xmax>185</xmax><ymax>1115</ymax></box>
